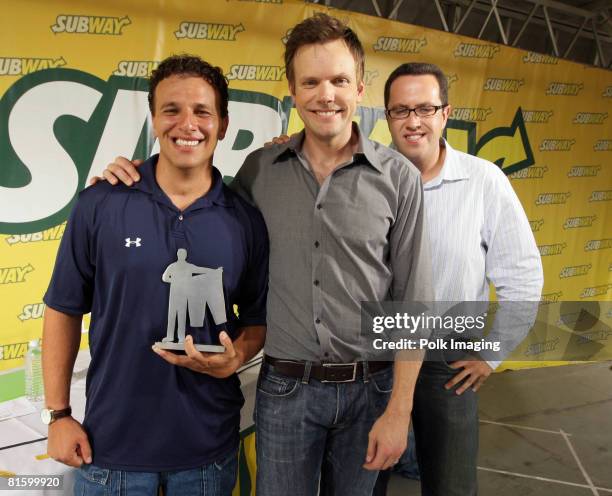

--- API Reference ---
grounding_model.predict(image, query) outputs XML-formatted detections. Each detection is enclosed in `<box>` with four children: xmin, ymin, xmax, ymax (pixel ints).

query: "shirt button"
<box><xmin>178</xmin><ymin>214</ymin><xmax>184</xmax><ymax>221</ymax></box>
<box><xmin>315</xmin><ymin>318</ymin><xmax>321</xmax><ymax>324</ymax></box>
<box><xmin>314</xmin><ymin>280</ymin><xmax>319</xmax><ymax>286</ymax></box>
<box><xmin>316</xmin><ymin>203</ymin><xmax>322</xmax><ymax>210</ymax></box>
<box><xmin>314</xmin><ymin>241</ymin><xmax>319</xmax><ymax>248</ymax></box>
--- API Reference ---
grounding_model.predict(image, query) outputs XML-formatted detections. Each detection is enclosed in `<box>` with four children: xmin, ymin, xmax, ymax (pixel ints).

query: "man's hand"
<box><xmin>263</xmin><ymin>134</ymin><xmax>292</xmax><ymax>148</ymax></box>
<box><xmin>88</xmin><ymin>157</ymin><xmax>144</xmax><ymax>186</ymax></box>
<box><xmin>445</xmin><ymin>360</ymin><xmax>493</xmax><ymax>395</ymax></box>
<box><xmin>152</xmin><ymin>332</ymin><xmax>242</xmax><ymax>378</ymax></box>
<box><xmin>47</xmin><ymin>417</ymin><xmax>92</xmax><ymax>467</ymax></box>
<box><xmin>363</xmin><ymin>411</ymin><xmax>409</xmax><ymax>471</ymax></box>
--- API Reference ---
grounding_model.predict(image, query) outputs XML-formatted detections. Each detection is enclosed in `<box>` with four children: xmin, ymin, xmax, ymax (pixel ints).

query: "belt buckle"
<box><xmin>321</xmin><ymin>362</ymin><xmax>358</xmax><ymax>383</ymax></box>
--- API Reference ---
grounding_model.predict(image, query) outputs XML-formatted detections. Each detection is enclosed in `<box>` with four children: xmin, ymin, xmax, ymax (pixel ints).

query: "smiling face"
<box><xmin>290</xmin><ymin>39</ymin><xmax>364</xmax><ymax>145</ymax></box>
<box><xmin>386</xmin><ymin>74</ymin><xmax>450</xmax><ymax>171</ymax></box>
<box><xmin>152</xmin><ymin>75</ymin><xmax>228</xmax><ymax>171</ymax></box>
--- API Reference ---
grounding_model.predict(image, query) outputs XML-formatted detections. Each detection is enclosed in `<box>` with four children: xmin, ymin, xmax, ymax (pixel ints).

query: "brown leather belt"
<box><xmin>264</xmin><ymin>355</ymin><xmax>391</xmax><ymax>383</ymax></box>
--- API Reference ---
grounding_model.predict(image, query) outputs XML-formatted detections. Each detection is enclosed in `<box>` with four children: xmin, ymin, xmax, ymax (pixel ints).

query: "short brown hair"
<box><xmin>284</xmin><ymin>13</ymin><xmax>365</xmax><ymax>85</ymax></box>
<box><xmin>148</xmin><ymin>54</ymin><xmax>229</xmax><ymax>118</ymax></box>
<box><xmin>384</xmin><ymin>63</ymin><xmax>448</xmax><ymax>109</ymax></box>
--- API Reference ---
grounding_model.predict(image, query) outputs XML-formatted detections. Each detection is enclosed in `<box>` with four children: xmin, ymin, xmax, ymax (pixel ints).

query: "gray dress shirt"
<box><xmin>231</xmin><ymin>125</ymin><xmax>433</xmax><ymax>362</ymax></box>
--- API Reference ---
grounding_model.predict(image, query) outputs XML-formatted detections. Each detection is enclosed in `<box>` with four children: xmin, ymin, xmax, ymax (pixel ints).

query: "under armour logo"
<box><xmin>125</xmin><ymin>237</ymin><xmax>142</xmax><ymax>247</ymax></box>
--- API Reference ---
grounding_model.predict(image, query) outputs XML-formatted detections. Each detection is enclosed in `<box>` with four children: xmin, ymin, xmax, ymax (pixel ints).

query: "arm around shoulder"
<box><xmin>229</xmin><ymin>148</ymin><xmax>268</xmax><ymax>205</ymax></box>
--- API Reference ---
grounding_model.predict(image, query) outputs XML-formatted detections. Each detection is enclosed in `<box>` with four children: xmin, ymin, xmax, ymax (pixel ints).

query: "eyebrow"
<box><xmin>298</xmin><ymin>72</ymin><xmax>353</xmax><ymax>82</ymax></box>
<box><xmin>390</xmin><ymin>102</ymin><xmax>439</xmax><ymax>108</ymax></box>
<box><xmin>159</xmin><ymin>102</ymin><xmax>178</xmax><ymax>110</ymax></box>
<box><xmin>193</xmin><ymin>103</ymin><xmax>213</xmax><ymax>110</ymax></box>
<box><xmin>159</xmin><ymin>102</ymin><xmax>214</xmax><ymax>110</ymax></box>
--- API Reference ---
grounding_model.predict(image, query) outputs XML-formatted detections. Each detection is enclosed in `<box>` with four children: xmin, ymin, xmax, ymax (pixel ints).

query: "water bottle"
<box><xmin>25</xmin><ymin>339</ymin><xmax>44</xmax><ymax>404</ymax></box>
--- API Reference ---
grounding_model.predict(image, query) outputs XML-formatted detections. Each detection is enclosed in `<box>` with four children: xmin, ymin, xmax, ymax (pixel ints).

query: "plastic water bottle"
<box><xmin>25</xmin><ymin>339</ymin><xmax>44</xmax><ymax>404</ymax></box>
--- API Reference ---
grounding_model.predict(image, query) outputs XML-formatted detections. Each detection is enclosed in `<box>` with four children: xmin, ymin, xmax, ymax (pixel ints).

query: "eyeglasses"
<box><xmin>385</xmin><ymin>104</ymin><xmax>448</xmax><ymax>120</ymax></box>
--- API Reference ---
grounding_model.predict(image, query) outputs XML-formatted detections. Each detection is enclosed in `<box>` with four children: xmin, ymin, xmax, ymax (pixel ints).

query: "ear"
<box><xmin>288</xmin><ymin>80</ymin><xmax>296</xmax><ymax>102</ymax></box>
<box><xmin>356</xmin><ymin>79</ymin><xmax>365</xmax><ymax>103</ymax></box>
<box><xmin>150</xmin><ymin>113</ymin><xmax>159</xmax><ymax>138</ymax></box>
<box><xmin>218</xmin><ymin>116</ymin><xmax>229</xmax><ymax>141</ymax></box>
<box><xmin>441</xmin><ymin>103</ymin><xmax>452</xmax><ymax>128</ymax></box>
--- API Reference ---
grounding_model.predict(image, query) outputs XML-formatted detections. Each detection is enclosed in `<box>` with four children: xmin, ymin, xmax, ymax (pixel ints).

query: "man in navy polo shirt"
<box><xmin>41</xmin><ymin>55</ymin><xmax>268</xmax><ymax>496</ymax></box>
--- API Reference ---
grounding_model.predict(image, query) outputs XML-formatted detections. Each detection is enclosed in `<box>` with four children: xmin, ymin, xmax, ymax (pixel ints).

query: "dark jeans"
<box><xmin>254</xmin><ymin>362</ymin><xmax>393</xmax><ymax>496</ymax></box>
<box><xmin>374</xmin><ymin>358</ymin><xmax>478</xmax><ymax>496</ymax></box>
<box><xmin>74</xmin><ymin>451</ymin><xmax>237</xmax><ymax>496</ymax></box>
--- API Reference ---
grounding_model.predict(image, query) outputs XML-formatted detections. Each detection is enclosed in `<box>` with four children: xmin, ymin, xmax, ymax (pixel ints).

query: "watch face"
<box><xmin>41</xmin><ymin>409</ymin><xmax>52</xmax><ymax>425</ymax></box>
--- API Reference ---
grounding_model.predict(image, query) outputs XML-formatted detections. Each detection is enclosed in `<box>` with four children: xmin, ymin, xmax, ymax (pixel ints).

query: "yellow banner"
<box><xmin>1</xmin><ymin>0</ymin><xmax>610</xmax><ymax>379</ymax></box>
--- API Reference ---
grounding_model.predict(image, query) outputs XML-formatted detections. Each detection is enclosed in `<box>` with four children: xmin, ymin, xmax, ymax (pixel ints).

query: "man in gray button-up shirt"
<box><xmin>232</xmin><ymin>13</ymin><xmax>432</xmax><ymax>496</ymax></box>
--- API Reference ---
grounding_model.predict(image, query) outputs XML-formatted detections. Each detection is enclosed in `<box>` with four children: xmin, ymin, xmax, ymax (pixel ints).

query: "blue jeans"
<box><xmin>74</xmin><ymin>451</ymin><xmax>237</xmax><ymax>496</ymax></box>
<box><xmin>394</xmin><ymin>429</ymin><xmax>420</xmax><ymax>479</ymax></box>
<box><xmin>254</xmin><ymin>362</ymin><xmax>393</xmax><ymax>496</ymax></box>
<box><xmin>373</xmin><ymin>355</ymin><xmax>479</xmax><ymax>496</ymax></box>
<box><xmin>412</xmin><ymin>358</ymin><xmax>479</xmax><ymax>496</ymax></box>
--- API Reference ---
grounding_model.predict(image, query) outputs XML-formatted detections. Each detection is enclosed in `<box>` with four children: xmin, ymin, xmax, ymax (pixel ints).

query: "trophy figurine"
<box><xmin>154</xmin><ymin>248</ymin><xmax>226</xmax><ymax>352</ymax></box>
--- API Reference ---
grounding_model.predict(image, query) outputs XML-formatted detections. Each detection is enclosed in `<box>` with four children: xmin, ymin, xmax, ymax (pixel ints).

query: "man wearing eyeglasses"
<box><xmin>375</xmin><ymin>63</ymin><xmax>543</xmax><ymax>495</ymax></box>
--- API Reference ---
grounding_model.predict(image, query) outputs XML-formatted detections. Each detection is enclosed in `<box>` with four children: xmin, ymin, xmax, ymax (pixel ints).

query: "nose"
<box><xmin>317</xmin><ymin>81</ymin><xmax>335</xmax><ymax>105</ymax></box>
<box><xmin>178</xmin><ymin>109</ymin><xmax>197</xmax><ymax>131</ymax></box>
<box><xmin>403</xmin><ymin>112</ymin><xmax>421</xmax><ymax>130</ymax></box>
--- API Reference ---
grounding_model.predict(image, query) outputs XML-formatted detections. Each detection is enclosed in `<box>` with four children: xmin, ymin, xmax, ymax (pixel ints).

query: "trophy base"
<box><xmin>154</xmin><ymin>342</ymin><xmax>226</xmax><ymax>353</ymax></box>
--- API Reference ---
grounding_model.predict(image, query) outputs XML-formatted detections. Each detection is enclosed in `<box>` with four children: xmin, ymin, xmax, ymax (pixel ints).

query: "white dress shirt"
<box><xmin>423</xmin><ymin>140</ymin><xmax>544</xmax><ymax>367</ymax></box>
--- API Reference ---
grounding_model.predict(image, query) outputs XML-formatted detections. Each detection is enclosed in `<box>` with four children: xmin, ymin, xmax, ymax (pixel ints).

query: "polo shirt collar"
<box><xmin>424</xmin><ymin>139</ymin><xmax>470</xmax><ymax>189</ymax></box>
<box><xmin>133</xmin><ymin>154</ymin><xmax>233</xmax><ymax>209</ymax></box>
<box><xmin>271</xmin><ymin>123</ymin><xmax>383</xmax><ymax>173</ymax></box>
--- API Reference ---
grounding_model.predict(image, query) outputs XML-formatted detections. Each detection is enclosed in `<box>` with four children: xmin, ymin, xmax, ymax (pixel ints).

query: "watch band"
<box><xmin>52</xmin><ymin>406</ymin><xmax>72</xmax><ymax>421</ymax></box>
<box><xmin>42</xmin><ymin>406</ymin><xmax>72</xmax><ymax>425</ymax></box>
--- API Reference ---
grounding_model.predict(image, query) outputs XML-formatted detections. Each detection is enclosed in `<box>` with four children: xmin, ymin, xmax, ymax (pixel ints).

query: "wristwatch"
<box><xmin>40</xmin><ymin>406</ymin><xmax>72</xmax><ymax>425</ymax></box>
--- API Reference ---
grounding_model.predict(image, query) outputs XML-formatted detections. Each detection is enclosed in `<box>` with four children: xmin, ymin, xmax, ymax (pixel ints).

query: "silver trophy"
<box><xmin>155</xmin><ymin>248</ymin><xmax>226</xmax><ymax>352</ymax></box>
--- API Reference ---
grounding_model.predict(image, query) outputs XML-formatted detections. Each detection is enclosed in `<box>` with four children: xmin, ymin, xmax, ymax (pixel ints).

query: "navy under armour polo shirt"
<box><xmin>44</xmin><ymin>155</ymin><xmax>268</xmax><ymax>471</ymax></box>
